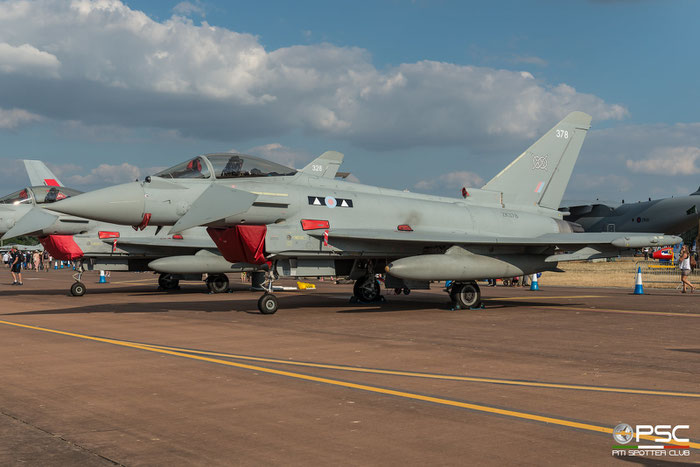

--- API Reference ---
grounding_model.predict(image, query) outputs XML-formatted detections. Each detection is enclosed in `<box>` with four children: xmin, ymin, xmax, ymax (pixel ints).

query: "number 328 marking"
<box><xmin>555</xmin><ymin>129</ymin><xmax>569</xmax><ymax>139</ymax></box>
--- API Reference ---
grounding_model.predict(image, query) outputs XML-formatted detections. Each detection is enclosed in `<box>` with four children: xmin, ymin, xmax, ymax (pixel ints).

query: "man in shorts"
<box><xmin>10</xmin><ymin>247</ymin><xmax>23</xmax><ymax>285</ymax></box>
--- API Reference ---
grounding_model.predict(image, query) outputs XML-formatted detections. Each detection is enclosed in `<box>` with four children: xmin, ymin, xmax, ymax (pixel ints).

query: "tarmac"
<box><xmin>0</xmin><ymin>268</ymin><xmax>698</xmax><ymax>466</ymax></box>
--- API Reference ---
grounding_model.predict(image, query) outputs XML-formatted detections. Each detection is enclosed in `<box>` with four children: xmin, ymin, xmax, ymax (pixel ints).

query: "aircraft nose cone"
<box><xmin>49</xmin><ymin>182</ymin><xmax>146</xmax><ymax>226</ymax></box>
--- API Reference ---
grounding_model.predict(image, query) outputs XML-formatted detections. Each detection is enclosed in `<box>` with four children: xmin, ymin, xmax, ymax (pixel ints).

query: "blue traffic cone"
<box><xmin>54</xmin><ymin>261</ymin><xmax>58</xmax><ymax>270</ymax></box>
<box><xmin>98</xmin><ymin>270</ymin><xmax>107</xmax><ymax>284</ymax></box>
<box><xmin>60</xmin><ymin>262</ymin><xmax>64</xmax><ymax>269</ymax></box>
<box><xmin>530</xmin><ymin>273</ymin><xmax>539</xmax><ymax>291</ymax></box>
<box><xmin>633</xmin><ymin>267</ymin><xmax>644</xmax><ymax>295</ymax></box>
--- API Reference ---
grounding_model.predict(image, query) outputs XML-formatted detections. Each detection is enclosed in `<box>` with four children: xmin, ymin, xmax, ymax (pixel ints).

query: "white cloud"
<box><xmin>0</xmin><ymin>0</ymin><xmax>627</xmax><ymax>150</ymax></box>
<box><xmin>0</xmin><ymin>42</ymin><xmax>60</xmax><ymax>75</ymax></box>
<box><xmin>172</xmin><ymin>1</ymin><xmax>205</xmax><ymax>18</ymax></box>
<box><xmin>415</xmin><ymin>171</ymin><xmax>484</xmax><ymax>191</ymax></box>
<box><xmin>626</xmin><ymin>146</ymin><xmax>700</xmax><ymax>175</ymax></box>
<box><xmin>0</xmin><ymin>107</ymin><xmax>43</xmax><ymax>129</ymax></box>
<box><xmin>62</xmin><ymin>162</ymin><xmax>142</xmax><ymax>185</ymax></box>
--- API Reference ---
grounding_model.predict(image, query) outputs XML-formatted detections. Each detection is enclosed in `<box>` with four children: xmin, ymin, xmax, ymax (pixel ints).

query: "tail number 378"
<box><xmin>555</xmin><ymin>129</ymin><xmax>569</xmax><ymax>139</ymax></box>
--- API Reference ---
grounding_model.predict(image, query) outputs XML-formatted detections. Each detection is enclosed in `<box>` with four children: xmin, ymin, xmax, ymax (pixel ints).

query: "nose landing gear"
<box><xmin>257</xmin><ymin>266</ymin><xmax>279</xmax><ymax>314</ymax></box>
<box><xmin>70</xmin><ymin>261</ymin><xmax>86</xmax><ymax>296</ymax></box>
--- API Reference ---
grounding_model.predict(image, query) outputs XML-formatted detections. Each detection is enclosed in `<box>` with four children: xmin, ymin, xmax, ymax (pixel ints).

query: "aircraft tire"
<box><xmin>353</xmin><ymin>276</ymin><xmax>380</xmax><ymax>302</ymax></box>
<box><xmin>158</xmin><ymin>273</ymin><xmax>180</xmax><ymax>290</ymax></box>
<box><xmin>207</xmin><ymin>274</ymin><xmax>229</xmax><ymax>293</ymax></box>
<box><xmin>451</xmin><ymin>281</ymin><xmax>481</xmax><ymax>309</ymax></box>
<box><xmin>70</xmin><ymin>281</ymin><xmax>86</xmax><ymax>297</ymax></box>
<box><xmin>258</xmin><ymin>294</ymin><xmax>278</xmax><ymax>314</ymax></box>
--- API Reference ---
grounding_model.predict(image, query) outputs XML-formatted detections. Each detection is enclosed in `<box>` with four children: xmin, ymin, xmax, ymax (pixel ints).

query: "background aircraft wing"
<box><xmin>23</xmin><ymin>160</ymin><xmax>64</xmax><ymax>187</ymax></box>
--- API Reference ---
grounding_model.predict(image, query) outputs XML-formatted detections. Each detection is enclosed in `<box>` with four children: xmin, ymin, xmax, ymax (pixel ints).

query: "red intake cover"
<box><xmin>207</xmin><ymin>225</ymin><xmax>267</xmax><ymax>264</ymax></box>
<box><xmin>39</xmin><ymin>235</ymin><xmax>84</xmax><ymax>260</ymax></box>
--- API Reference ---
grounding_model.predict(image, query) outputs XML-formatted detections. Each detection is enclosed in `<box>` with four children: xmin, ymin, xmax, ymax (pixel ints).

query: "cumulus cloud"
<box><xmin>0</xmin><ymin>107</ymin><xmax>43</xmax><ymax>129</ymax></box>
<box><xmin>563</xmin><ymin>123</ymin><xmax>700</xmax><ymax>201</ymax></box>
<box><xmin>415</xmin><ymin>171</ymin><xmax>484</xmax><ymax>191</ymax></box>
<box><xmin>626</xmin><ymin>146</ymin><xmax>700</xmax><ymax>175</ymax></box>
<box><xmin>0</xmin><ymin>0</ymin><xmax>627</xmax><ymax>151</ymax></box>
<box><xmin>172</xmin><ymin>1</ymin><xmax>205</xmax><ymax>18</ymax></box>
<box><xmin>0</xmin><ymin>42</ymin><xmax>60</xmax><ymax>75</ymax></box>
<box><xmin>59</xmin><ymin>162</ymin><xmax>141</xmax><ymax>186</ymax></box>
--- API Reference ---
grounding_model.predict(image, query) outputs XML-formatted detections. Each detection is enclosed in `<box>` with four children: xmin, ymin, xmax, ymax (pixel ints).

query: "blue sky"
<box><xmin>0</xmin><ymin>0</ymin><xmax>699</xmax><ymax>202</ymax></box>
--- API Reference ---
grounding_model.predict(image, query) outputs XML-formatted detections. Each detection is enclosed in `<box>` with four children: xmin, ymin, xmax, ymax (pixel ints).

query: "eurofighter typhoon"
<box><xmin>48</xmin><ymin>112</ymin><xmax>681</xmax><ymax>313</ymax></box>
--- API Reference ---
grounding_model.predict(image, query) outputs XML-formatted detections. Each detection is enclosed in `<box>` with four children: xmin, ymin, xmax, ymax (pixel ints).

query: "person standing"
<box><xmin>33</xmin><ymin>250</ymin><xmax>41</xmax><ymax>271</ymax></box>
<box><xmin>10</xmin><ymin>248</ymin><xmax>23</xmax><ymax>285</ymax></box>
<box><xmin>679</xmin><ymin>245</ymin><xmax>695</xmax><ymax>293</ymax></box>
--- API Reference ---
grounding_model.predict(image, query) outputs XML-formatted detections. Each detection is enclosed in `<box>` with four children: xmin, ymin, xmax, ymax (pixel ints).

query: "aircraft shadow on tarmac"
<box><xmin>4</xmin><ymin>290</ymin><xmax>581</xmax><ymax>316</ymax></box>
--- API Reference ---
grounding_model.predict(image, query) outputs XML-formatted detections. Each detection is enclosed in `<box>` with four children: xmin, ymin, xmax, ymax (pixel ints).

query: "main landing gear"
<box><xmin>352</xmin><ymin>275</ymin><xmax>382</xmax><ymax>303</ymax></box>
<box><xmin>70</xmin><ymin>261</ymin><xmax>86</xmax><ymax>296</ymax></box>
<box><xmin>206</xmin><ymin>273</ymin><xmax>229</xmax><ymax>294</ymax></box>
<box><xmin>158</xmin><ymin>273</ymin><xmax>180</xmax><ymax>291</ymax></box>
<box><xmin>448</xmin><ymin>281</ymin><xmax>482</xmax><ymax>309</ymax></box>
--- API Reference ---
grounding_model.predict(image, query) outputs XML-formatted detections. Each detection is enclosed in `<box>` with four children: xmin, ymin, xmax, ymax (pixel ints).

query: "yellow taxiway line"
<box><xmin>0</xmin><ymin>319</ymin><xmax>697</xmax><ymax>449</ymax></box>
<box><xmin>136</xmin><ymin>343</ymin><xmax>700</xmax><ymax>399</ymax></box>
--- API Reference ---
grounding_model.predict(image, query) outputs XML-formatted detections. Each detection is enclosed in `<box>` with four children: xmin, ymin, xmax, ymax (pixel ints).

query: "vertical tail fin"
<box><xmin>22</xmin><ymin>160</ymin><xmax>64</xmax><ymax>187</ymax></box>
<box><xmin>301</xmin><ymin>151</ymin><xmax>344</xmax><ymax>179</ymax></box>
<box><xmin>482</xmin><ymin>111</ymin><xmax>592</xmax><ymax>210</ymax></box>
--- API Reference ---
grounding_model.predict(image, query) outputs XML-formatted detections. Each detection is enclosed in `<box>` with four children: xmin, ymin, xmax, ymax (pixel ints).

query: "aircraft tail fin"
<box><xmin>23</xmin><ymin>160</ymin><xmax>64</xmax><ymax>187</ymax></box>
<box><xmin>482</xmin><ymin>111</ymin><xmax>592</xmax><ymax>210</ymax></box>
<box><xmin>301</xmin><ymin>151</ymin><xmax>344</xmax><ymax>179</ymax></box>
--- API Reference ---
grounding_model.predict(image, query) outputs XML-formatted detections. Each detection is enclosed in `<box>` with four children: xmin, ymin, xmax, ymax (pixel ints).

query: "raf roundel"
<box><xmin>325</xmin><ymin>196</ymin><xmax>337</xmax><ymax>208</ymax></box>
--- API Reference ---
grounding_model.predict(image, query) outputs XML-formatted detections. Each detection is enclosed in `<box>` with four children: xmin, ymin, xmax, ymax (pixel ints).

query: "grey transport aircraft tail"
<box><xmin>482</xmin><ymin>111</ymin><xmax>592</xmax><ymax>212</ymax></box>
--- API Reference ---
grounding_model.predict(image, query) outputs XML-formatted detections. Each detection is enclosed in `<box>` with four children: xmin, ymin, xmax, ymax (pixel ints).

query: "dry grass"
<box><xmin>539</xmin><ymin>257</ymin><xmax>688</xmax><ymax>289</ymax></box>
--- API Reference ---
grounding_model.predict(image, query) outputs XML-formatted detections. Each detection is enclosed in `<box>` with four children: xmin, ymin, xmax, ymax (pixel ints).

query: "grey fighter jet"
<box><xmin>48</xmin><ymin>112</ymin><xmax>681</xmax><ymax>313</ymax></box>
<box><xmin>0</xmin><ymin>163</ymin><xmax>249</xmax><ymax>295</ymax></box>
<box><xmin>2</xmin><ymin>155</ymin><xmax>344</xmax><ymax>295</ymax></box>
<box><xmin>561</xmin><ymin>190</ymin><xmax>700</xmax><ymax>235</ymax></box>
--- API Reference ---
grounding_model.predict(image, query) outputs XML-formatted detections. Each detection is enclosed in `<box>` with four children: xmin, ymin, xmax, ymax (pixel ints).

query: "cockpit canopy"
<box><xmin>0</xmin><ymin>186</ymin><xmax>82</xmax><ymax>206</ymax></box>
<box><xmin>154</xmin><ymin>153</ymin><xmax>297</xmax><ymax>180</ymax></box>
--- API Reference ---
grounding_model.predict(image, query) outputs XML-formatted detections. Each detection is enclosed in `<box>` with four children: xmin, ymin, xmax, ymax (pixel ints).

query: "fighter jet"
<box><xmin>48</xmin><ymin>112</ymin><xmax>681</xmax><ymax>313</ymax></box>
<box><xmin>0</xmin><ymin>162</ymin><xmax>251</xmax><ymax>295</ymax></box>
<box><xmin>2</xmin><ymin>155</ymin><xmax>346</xmax><ymax>296</ymax></box>
<box><xmin>561</xmin><ymin>189</ymin><xmax>700</xmax><ymax>235</ymax></box>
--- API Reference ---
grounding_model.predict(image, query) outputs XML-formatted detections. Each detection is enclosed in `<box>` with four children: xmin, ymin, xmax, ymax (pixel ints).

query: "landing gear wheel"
<box><xmin>450</xmin><ymin>281</ymin><xmax>481</xmax><ymax>309</ymax></box>
<box><xmin>394</xmin><ymin>287</ymin><xmax>402</xmax><ymax>295</ymax></box>
<box><xmin>206</xmin><ymin>274</ymin><xmax>229</xmax><ymax>293</ymax></box>
<box><xmin>402</xmin><ymin>287</ymin><xmax>411</xmax><ymax>295</ymax></box>
<box><xmin>70</xmin><ymin>281</ymin><xmax>86</xmax><ymax>297</ymax></box>
<box><xmin>258</xmin><ymin>294</ymin><xmax>278</xmax><ymax>314</ymax></box>
<box><xmin>158</xmin><ymin>273</ymin><xmax>180</xmax><ymax>290</ymax></box>
<box><xmin>353</xmin><ymin>276</ymin><xmax>381</xmax><ymax>302</ymax></box>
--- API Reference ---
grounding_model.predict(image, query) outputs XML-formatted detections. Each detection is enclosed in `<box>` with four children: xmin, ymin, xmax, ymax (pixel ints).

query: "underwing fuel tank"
<box><xmin>148</xmin><ymin>254</ymin><xmax>258</xmax><ymax>274</ymax></box>
<box><xmin>385</xmin><ymin>251</ymin><xmax>557</xmax><ymax>281</ymax></box>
